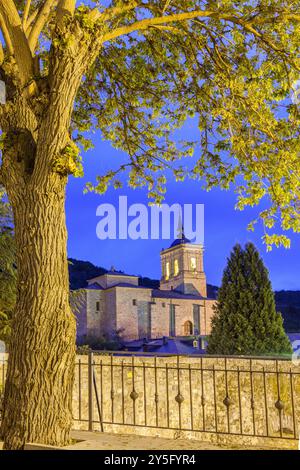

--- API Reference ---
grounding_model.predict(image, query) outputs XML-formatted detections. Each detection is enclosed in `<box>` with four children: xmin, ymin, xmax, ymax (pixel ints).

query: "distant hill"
<box><xmin>207</xmin><ymin>284</ymin><xmax>219</xmax><ymax>299</ymax></box>
<box><xmin>138</xmin><ymin>276</ymin><xmax>160</xmax><ymax>289</ymax></box>
<box><xmin>68</xmin><ymin>259</ymin><xmax>300</xmax><ymax>332</ymax></box>
<box><xmin>68</xmin><ymin>258</ymin><xmax>107</xmax><ymax>290</ymax></box>
<box><xmin>274</xmin><ymin>291</ymin><xmax>300</xmax><ymax>333</ymax></box>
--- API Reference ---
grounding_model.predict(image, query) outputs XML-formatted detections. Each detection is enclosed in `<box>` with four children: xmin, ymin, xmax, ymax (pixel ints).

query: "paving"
<box><xmin>0</xmin><ymin>431</ymin><xmax>232</xmax><ymax>450</ymax></box>
<box><xmin>66</xmin><ymin>430</ymin><xmax>225</xmax><ymax>450</ymax></box>
<box><xmin>0</xmin><ymin>430</ymin><xmax>288</xmax><ymax>450</ymax></box>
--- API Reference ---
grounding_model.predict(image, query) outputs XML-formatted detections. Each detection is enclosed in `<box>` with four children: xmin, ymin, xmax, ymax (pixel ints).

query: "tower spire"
<box><xmin>177</xmin><ymin>213</ymin><xmax>184</xmax><ymax>239</ymax></box>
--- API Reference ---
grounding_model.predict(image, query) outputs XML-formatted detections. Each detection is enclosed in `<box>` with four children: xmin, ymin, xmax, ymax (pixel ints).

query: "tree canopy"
<box><xmin>0</xmin><ymin>1</ymin><xmax>299</xmax><ymax>249</ymax></box>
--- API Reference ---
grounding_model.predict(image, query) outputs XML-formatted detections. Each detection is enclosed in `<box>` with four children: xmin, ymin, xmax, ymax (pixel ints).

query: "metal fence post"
<box><xmin>88</xmin><ymin>351</ymin><xmax>94</xmax><ymax>431</ymax></box>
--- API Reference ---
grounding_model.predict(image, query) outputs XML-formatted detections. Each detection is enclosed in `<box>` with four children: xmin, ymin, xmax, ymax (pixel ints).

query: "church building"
<box><xmin>75</xmin><ymin>234</ymin><xmax>216</xmax><ymax>344</ymax></box>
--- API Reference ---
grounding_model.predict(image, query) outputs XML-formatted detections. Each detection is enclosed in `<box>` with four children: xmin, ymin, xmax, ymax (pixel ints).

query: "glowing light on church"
<box><xmin>166</xmin><ymin>262</ymin><xmax>170</xmax><ymax>280</ymax></box>
<box><xmin>174</xmin><ymin>259</ymin><xmax>179</xmax><ymax>276</ymax></box>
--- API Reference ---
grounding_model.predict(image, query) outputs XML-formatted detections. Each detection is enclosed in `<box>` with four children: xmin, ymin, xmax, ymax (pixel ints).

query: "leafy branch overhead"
<box><xmin>0</xmin><ymin>1</ymin><xmax>299</xmax><ymax>248</ymax></box>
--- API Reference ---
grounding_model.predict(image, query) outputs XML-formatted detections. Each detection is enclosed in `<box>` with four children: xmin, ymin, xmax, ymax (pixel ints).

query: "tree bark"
<box><xmin>0</xmin><ymin>173</ymin><xmax>76</xmax><ymax>450</ymax></box>
<box><xmin>0</xmin><ymin>22</ymin><xmax>92</xmax><ymax>450</ymax></box>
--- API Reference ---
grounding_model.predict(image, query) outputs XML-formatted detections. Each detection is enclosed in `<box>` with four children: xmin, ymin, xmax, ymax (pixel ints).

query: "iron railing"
<box><xmin>73</xmin><ymin>351</ymin><xmax>300</xmax><ymax>442</ymax></box>
<box><xmin>1</xmin><ymin>352</ymin><xmax>299</xmax><ymax>442</ymax></box>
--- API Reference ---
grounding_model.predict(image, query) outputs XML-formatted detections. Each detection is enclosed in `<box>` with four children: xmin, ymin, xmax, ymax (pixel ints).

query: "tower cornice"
<box><xmin>161</xmin><ymin>243</ymin><xmax>204</xmax><ymax>255</ymax></box>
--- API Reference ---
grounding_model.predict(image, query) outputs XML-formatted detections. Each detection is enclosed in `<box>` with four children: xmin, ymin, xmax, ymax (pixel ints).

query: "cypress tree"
<box><xmin>207</xmin><ymin>243</ymin><xmax>292</xmax><ymax>355</ymax></box>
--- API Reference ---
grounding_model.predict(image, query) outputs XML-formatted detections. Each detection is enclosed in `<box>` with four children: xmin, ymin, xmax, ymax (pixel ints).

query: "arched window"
<box><xmin>183</xmin><ymin>320</ymin><xmax>193</xmax><ymax>336</ymax></box>
<box><xmin>174</xmin><ymin>259</ymin><xmax>179</xmax><ymax>276</ymax></box>
<box><xmin>165</xmin><ymin>262</ymin><xmax>170</xmax><ymax>280</ymax></box>
<box><xmin>190</xmin><ymin>257</ymin><xmax>197</xmax><ymax>271</ymax></box>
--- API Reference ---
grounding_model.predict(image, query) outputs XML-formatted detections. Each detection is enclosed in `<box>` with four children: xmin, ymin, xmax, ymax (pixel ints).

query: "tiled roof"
<box><xmin>85</xmin><ymin>283</ymin><xmax>213</xmax><ymax>299</ymax></box>
<box><xmin>86</xmin><ymin>282</ymin><xmax>103</xmax><ymax>290</ymax></box>
<box><xmin>110</xmin><ymin>283</ymin><xmax>150</xmax><ymax>289</ymax></box>
<box><xmin>87</xmin><ymin>270</ymin><xmax>138</xmax><ymax>284</ymax></box>
<box><xmin>151</xmin><ymin>288</ymin><xmax>204</xmax><ymax>300</ymax></box>
<box><xmin>157</xmin><ymin>339</ymin><xmax>205</xmax><ymax>355</ymax></box>
<box><xmin>86</xmin><ymin>282</ymin><xmax>150</xmax><ymax>291</ymax></box>
<box><xmin>169</xmin><ymin>235</ymin><xmax>191</xmax><ymax>248</ymax></box>
<box><xmin>123</xmin><ymin>338</ymin><xmax>206</xmax><ymax>355</ymax></box>
<box><xmin>105</xmin><ymin>270</ymin><xmax>137</xmax><ymax>277</ymax></box>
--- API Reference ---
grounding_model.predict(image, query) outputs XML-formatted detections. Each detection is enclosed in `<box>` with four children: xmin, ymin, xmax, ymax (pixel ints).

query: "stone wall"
<box><xmin>2</xmin><ymin>353</ymin><xmax>298</xmax><ymax>448</ymax></box>
<box><xmin>115</xmin><ymin>287</ymin><xmax>151</xmax><ymax>340</ymax></box>
<box><xmin>150</xmin><ymin>298</ymin><xmax>214</xmax><ymax>338</ymax></box>
<box><xmin>72</xmin><ymin>354</ymin><xmax>300</xmax><ymax>449</ymax></box>
<box><xmin>78</xmin><ymin>285</ymin><xmax>216</xmax><ymax>342</ymax></box>
<box><xmin>87</xmin><ymin>290</ymin><xmax>106</xmax><ymax>337</ymax></box>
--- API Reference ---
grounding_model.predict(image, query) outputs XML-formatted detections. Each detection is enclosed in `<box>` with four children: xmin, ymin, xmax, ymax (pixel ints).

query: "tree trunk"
<box><xmin>0</xmin><ymin>173</ymin><xmax>76</xmax><ymax>449</ymax></box>
<box><xmin>0</xmin><ymin>29</ymin><xmax>92</xmax><ymax>449</ymax></box>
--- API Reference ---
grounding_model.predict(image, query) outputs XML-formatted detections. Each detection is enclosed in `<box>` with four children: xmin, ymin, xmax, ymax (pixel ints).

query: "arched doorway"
<box><xmin>183</xmin><ymin>320</ymin><xmax>193</xmax><ymax>336</ymax></box>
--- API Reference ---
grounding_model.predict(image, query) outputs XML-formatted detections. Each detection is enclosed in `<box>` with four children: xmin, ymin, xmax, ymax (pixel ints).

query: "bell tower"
<box><xmin>160</xmin><ymin>230</ymin><xmax>207</xmax><ymax>297</ymax></box>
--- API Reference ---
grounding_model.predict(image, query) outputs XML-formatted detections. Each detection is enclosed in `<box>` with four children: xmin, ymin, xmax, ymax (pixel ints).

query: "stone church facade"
<box><xmin>74</xmin><ymin>235</ymin><xmax>216</xmax><ymax>343</ymax></box>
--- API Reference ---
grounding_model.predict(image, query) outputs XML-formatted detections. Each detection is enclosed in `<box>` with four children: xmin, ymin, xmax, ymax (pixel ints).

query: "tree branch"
<box><xmin>29</xmin><ymin>0</ymin><xmax>58</xmax><ymax>52</ymax></box>
<box><xmin>101</xmin><ymin>10</ymin><xmax>241</xmax><ymax>42</ymax></box>
<box><xmin>101</xmin><ymin>8</ymin><xmax>298</xmax><ymax>60</ymax></box>
<box><xmin>23</xmin><ymin>0</ymin><xmax>32</xmax><ymax>28</ymax></box>
<box><xmin>0</xmin><ymin>0</ymin><xmax>33</xmax><ymax>84</ymax></box>
<box><xmin>87</xmin><ymin>2</ymin><xmax>140</xmax><ymax>23</ymax></box>
<box><xmin>252</xmin><ymin>12</ymin><xmax>300</xmax><ymax>23</ymax></box>
<box><xmin>56</xmin><ymin>0</ymin><xmax>75</xmax><ymax>28</ymax></box>
<box><xmin>24</xmin><ymin>8</ymin><xmax>38</xmax><ymax>34</ymax></box>
<box><xmin>0</xmin><ymin>13</ymin><xmax>14</xmax><ymax>55</ymax></box>
<box><xmin>0</xmin><ymin>43</ymin><xmax>4</xmax><ymax>64</ymax></box>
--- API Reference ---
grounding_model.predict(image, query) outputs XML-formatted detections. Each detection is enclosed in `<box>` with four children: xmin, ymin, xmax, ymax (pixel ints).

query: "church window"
<box><xmin>174</xmin><ymin>259</ymin><xmax>179</xmax><ymax>276</ymax></box>
<box><xmin>132</xmin><ymin>299</ymin><xmax>137</xmax><ymax>306</ymax></box>
<box><xmin>165</xmin><ymin>262</ymin><xmax>170</xmax><ymax>280</ymax></box>
<box><xmin>96</xmin><ymin>301</ymin><xmax>100</xmax><ymax>312</ymax></box>
<box><xmin>190</xmin><ymin>257</ymin><xmax>197</xmax><ymax>271</ymax></box>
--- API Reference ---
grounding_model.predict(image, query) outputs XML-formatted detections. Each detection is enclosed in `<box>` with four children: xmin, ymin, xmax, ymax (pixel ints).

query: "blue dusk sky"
<box><xmin>66</xmin><ymin>121</ymin><xmax>300</xmax><ymax>292</ymax></box>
